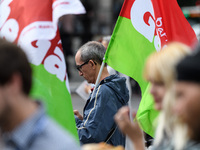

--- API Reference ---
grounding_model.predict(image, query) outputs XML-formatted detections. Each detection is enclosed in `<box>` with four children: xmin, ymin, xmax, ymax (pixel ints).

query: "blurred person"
<box><xmin>114</xmin><ymin>42</ymin><xmax>191</xmax><ymax>150</ymax></box>
<box><xmin>174</xmin><ymin>44</ymin><xmax>200</xmax><ymax>149</ymax></box>
<box><xmin>77</xmin><ymin>0</ymin><xmax>93</xmax><ymax>45</ymax></box>
<box><xmin>74</xmin><ymin>41</ymin><xmax>129</xmax><ymax>146</ymax></box>
<box><xmin>81</xmin><ymin>142</ymin><xmax>125</xmax><ymax>150</ymax></box>
<box><xmin>101</xmin><ymin>36</ymin><xmax>111</xmax><ymax>49</ymax></box>
<box><xmin>59</xmin><ymin>15</ymin><xmax>75</xmax><ymax>79</ymax></box>
<box><xmin>100</xmin><ymin>36</ymin><xmax>117</xmax><ymax>75</ymax></box>
<box><xmin>0</xmin><ymin>39</ymin><xmax>80</xmax><ymax>150</ymax></box>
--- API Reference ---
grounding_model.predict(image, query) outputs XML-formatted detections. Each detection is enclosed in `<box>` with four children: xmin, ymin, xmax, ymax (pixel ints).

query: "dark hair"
<box><xmin>78</xmin><ymin>41</ymin><xmax>107</xmax><ymax>66</ymax></box>
<box><xmin>0</xmin><ymin>39</ymin><xmax>32</xmax><ymax>95</ymax></box>
<box><xmin>176</xmin><ymin>43</ymin><xmax>200</xmax><ymax>83</ymax></box>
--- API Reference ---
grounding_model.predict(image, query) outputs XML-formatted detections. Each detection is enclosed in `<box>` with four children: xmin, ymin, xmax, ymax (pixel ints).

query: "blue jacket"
<box><xmin>75</xmin><ymin>74</ymin><xmax>129</xmax><ymax>146</ymax></box>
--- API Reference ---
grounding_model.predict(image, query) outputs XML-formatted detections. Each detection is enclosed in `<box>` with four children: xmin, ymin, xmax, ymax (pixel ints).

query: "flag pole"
<box><xmin>90</xmin><ymin>57</ymin><xmax>106</xmax><ymax>99</ymax></box>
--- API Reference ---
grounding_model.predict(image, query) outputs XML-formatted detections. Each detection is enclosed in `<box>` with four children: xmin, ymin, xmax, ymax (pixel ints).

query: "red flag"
<box><xmin>0</xmin><ymin>0</ymin><xmax>85</xmax><ymax>138</ymax></box>
<box><xmin>118</xmin><ymin>0</ymin><xmax>197</xmax><ymax>50</ymax></box>
<box><xmin>104</xmin><ymin>0</ymin><xmax>197</xmax><ymax>137</ymax></box>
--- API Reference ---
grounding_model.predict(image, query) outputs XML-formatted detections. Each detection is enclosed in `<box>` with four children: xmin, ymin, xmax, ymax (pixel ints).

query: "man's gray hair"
<box><xmin>78</xmin><ymin>41</ymin><xmax>106</xmax><ymax>65</ymax></box>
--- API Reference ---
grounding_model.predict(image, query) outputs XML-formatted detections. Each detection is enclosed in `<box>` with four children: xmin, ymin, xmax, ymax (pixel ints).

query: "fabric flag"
<box><xmin>0</xmin><ymin>0</ymin><xmax>85</xmax><ymax>139</ymax></box>
<box><xmin>104</xmin><ymin>0</ymin><xmax>197</xmax><ymax>137</ymax></box>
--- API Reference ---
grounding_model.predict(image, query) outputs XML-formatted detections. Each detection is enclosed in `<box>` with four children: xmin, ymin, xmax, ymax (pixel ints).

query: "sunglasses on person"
<box><xmin>76</xmin><ymin>60</ymin><xmax>90</xmax><ymax>71</ymax></box>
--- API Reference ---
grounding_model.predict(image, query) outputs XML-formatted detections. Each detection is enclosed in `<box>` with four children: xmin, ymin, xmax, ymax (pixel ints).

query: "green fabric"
<box><xmin>104</xmin><ymin>16</ymin><xmax>159</xmax><ymax>137</ymax></box>
<box><xmin>137</xmin><ymin>84</ymin><xmax>159</xmax><ymax>137</ymax></box>
<box><xmin>30</xmin><ymin>64</ymin><xmax>78</xmax><ymax>139</ymax></box>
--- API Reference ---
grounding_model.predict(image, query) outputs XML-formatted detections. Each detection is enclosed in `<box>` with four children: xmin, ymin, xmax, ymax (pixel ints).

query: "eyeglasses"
<box><xmin>76</xmin><ymin>60</ymin><xmax>89</xmax><ymax>71</ymax></box>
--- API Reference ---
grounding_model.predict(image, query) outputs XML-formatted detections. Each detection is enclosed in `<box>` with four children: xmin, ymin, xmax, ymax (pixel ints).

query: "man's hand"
<box><xmin>74</xmin><ymin>110</ymin><xmax>83</xmax><ymax>120</ymax></box>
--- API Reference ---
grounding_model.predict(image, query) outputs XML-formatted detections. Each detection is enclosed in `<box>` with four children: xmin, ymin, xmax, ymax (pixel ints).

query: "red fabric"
<box><xmin>119</xmin><ymin>0</ymin><xmax>198</xmax><ymax>47</ymax></box>
<box><xmin>2</xmin><ymin>0</ymin><xmax>63</xmax><ymax>66</ymax></box>
<box><xmin>153</xmin><ymin>0</ymin><xmax>197</xmax><ymax>47</ymax></box>
<box><xmin>119</xmin><ymin>0</ymin><xmax>134</xmax><ymax>19</ymax></box>
<box><xmin>8</xmin><ymin>0</ymin><xmax>52</xmax><ymax>42</ymax></box>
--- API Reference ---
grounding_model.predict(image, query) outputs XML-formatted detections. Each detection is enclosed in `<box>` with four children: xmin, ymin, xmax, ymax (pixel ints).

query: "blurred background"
<box><xmin>58</xmin><ymin>0</ymin><xmax>200</xmax><ymax>113</ymax></box>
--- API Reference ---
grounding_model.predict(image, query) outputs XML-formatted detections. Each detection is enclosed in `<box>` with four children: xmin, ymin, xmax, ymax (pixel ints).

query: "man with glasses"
<box><xmin>74</xmin><ymin>41</ymin><xmax>129</xmax><ymax>146</ymax></box>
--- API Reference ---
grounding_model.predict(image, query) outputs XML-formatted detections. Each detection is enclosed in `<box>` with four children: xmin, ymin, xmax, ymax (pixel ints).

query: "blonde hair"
<box><xmin>144</xmin><ymin>43</ymin><xmax>190</xmax><ymax>88</ymax></box>
<box><xmin>144</xmin><ymin>42</ymin><xmax>191</xmax><ymax>149</ymax></box>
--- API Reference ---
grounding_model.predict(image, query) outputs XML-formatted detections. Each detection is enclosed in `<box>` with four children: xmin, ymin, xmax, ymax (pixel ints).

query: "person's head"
<box><xmin>0</xmin><ymin>39</ymin><xmax>32</xmax><ymax>128</ymax></box>
<box><xmin>0</xmin><ymin>39</ymin><xmax>32</xmax><ymax>95</ymax></box>
<box><xmin>144</xmin><ymin>42</ymin><xmax>190</xmax><ymax>110</ymax></box>
<box><xmin>75</xmin><ymin>41</ymin><xmax>106</xmax><ymax>84</ymax></box>
<box><xmin>174</xmin><ymin>45</ymin><xmax>200</xmax><ymax>142</ymax></box>
<box><xmin>101</xmin><ymin>36</ymin><xmax>111</xmax><ymax>49</ymax></box>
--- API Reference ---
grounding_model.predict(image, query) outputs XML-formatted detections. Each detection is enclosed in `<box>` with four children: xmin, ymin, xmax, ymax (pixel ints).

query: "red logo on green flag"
<box><xmin>105</xmin><ymin>0</ymin><xmax>197</xmax><ymax>137</ymax></box>
<box><xmin>0</xmin><ymin>0</ymin><xmax>85</xmax><ymax>139</ymax></box>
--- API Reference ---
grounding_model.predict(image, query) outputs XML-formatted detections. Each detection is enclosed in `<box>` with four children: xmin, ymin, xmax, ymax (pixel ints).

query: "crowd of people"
<box><xmin>0</xmin><ymin>35</ymin><xmax>200</xmax><ymax>150</ymax></box>
<box><xmin>74</xmin><ymin>39</ymin><xmax>200</xmax><ymax>150</ymax></box>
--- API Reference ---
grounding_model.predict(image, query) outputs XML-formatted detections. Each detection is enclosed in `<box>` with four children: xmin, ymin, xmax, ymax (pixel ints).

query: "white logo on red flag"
<box><xmin>131</xmin><ymin>0</ymin><xmax>168</xmax><ymax>51</ymax></box>
<box><xmin>0</xmin><ymin>0</ymin><xmax>85</xmax><ymax>91</ymax></box>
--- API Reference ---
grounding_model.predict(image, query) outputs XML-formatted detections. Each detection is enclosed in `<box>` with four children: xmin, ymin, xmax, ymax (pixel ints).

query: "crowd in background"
<box><xmin>0</xmin><ymin>0</ymin><xmax>200</xmax><ymax>150</ymax></box>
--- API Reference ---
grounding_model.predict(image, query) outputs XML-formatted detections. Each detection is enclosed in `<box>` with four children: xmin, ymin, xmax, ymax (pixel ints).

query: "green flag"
<box><xmin>104</xmin><ymin>0</ymin><xmax>197</xmax><ymax>137</ymax></box>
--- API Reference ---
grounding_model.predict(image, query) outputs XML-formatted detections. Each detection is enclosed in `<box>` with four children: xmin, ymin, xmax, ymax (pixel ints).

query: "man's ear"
<box><xmin>89</xmin><ymin>60</ymin><xmax>97</xmax><ymax>69</ymax></box>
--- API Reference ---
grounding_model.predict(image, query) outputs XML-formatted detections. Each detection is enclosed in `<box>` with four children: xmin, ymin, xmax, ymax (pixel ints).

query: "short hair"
<box><xmin>0</xmin><ymin>39</ymin><xmax>32</xmax><ymax>95</ymax></box>
<box><xmin>78</xmin><ymin>41</ymin><xmax>106</xmax><ymax>65</ymax></box>
<box><xmin>143</xmin><ymin>42</ymin><xmax>191</xmax><ymax>87</ymax></box>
